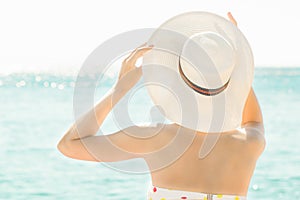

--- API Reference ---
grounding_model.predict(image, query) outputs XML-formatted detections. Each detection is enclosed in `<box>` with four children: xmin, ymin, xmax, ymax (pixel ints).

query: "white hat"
<box><xmin>142</xmin><ymin>11</ymin><xmax>254</xmax><ymax>133</ymax></box>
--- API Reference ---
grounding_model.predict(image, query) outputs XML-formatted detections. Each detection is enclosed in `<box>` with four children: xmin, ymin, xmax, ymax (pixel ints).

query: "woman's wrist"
<box><xmin>113</xmin><ymin>69</ymin><xmax>142</xmax><ymax>93</ymax></box>
<box><xmin>113</xmin><ymin>79</ymin><xmax>130</xmax><ymax>93</ymax></box>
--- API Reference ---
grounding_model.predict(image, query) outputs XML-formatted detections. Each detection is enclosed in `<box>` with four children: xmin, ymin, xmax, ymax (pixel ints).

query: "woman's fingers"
<box><xmin>118</xmin><ymin>43</ymin><xmax>153</xmax><ymax>80</ymax></box>
<box><xmin>227</xmin><ymin>12</ymin><xmax>237</xmax><ymax>26</ymax></box>
<box><xmin>126</xmin><ymin>43</ymin><xmax>153</xmax><ymax>64</ymax></box>
<box><xmin>132</xmin><ymin>45</ymin><xmax>153</xmax><ymax>60</ymax></box>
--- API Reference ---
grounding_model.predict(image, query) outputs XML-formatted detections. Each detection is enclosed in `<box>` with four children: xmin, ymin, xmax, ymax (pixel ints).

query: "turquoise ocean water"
<box><xmin>0</xmin><ymin>67</ymin><xmax>299</xmax><ymax>199</ymax></box>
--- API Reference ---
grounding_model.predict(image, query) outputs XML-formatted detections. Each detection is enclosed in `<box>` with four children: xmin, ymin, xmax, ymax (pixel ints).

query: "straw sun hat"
<box><xmin>142</xmin><ymin>11</ymin><xmax>254</xmax><ymax>133</ymax></box>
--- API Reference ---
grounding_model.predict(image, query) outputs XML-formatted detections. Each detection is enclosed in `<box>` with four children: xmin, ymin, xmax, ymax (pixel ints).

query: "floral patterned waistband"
<box><xmin>147</xmin><ymin>185</ymin><xmax>247</xmax><ymax>200</ymax></box>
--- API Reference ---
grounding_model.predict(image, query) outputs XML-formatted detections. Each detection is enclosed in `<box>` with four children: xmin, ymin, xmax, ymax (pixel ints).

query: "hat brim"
<box><xmin>142</xmin><ymin>11</ymin><xmax>254</xmax><ymax>133</ymax></box>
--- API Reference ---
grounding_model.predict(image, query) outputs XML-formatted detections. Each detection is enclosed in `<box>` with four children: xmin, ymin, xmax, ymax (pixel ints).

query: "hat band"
<box><xmin>178</xmin><ymin>59</ymin><xmax>230</xmax><ymax>96</ymax></box>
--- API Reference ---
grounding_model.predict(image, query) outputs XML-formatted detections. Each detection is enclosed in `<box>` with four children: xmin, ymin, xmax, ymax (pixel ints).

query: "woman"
<box><xmin>57</xmin><ymin>12</ymin><xmax>266</xmax><ymax>200</ymax></box>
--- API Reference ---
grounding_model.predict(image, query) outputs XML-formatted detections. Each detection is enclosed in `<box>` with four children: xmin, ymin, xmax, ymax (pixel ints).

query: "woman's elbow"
<box><xmin>57</xmin><ymin>138</ymin><xmax>72</xmax><ymax>158</ymax></box>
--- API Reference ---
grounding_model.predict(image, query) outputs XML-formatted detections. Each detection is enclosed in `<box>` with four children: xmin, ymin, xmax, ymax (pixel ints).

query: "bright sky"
<box><xmin>0</xmin><ymin>0</ymin><xmax>299</xmax><ymax>74</ymax></box>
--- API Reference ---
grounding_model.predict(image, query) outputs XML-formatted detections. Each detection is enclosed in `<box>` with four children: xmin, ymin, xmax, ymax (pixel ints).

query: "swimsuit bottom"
<box><xmin>147</xmin><ymin>185</ymin><xmax>247</xmax><ymax>200</ymax></box>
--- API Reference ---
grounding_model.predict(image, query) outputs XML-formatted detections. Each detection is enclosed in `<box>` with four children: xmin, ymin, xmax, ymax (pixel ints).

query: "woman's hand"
<box><xmin>227</xmin><ymin>12</ymin><xmax>237</xmax><ymax>26</ymax></box>
<box><xmin>114</xmin><ymin>43</ymin><xmax>153</xmax><ymax>91</ymax></box>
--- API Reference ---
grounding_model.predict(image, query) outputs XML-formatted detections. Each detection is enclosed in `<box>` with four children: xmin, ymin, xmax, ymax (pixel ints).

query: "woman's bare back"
<box><xmin>145</xmin><ymin>122</ymin><xmax>265</xmax><ymax>196</ymax></box>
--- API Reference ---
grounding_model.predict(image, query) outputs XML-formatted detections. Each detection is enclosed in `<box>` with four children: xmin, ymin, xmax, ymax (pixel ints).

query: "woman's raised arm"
<box><xmin>227</xmin><ymin>12</ymin><xmax>263</xmax><ymax>125</ymax></box>
<box><xmin>57</xmin><ymin>44</ymin><xmax>156</xmax><ymax>161</ymax></box>
<box><xmin>241</xmin><ymin>88</ymin><xmax>263</xmax><ymax>125</ymax></box>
